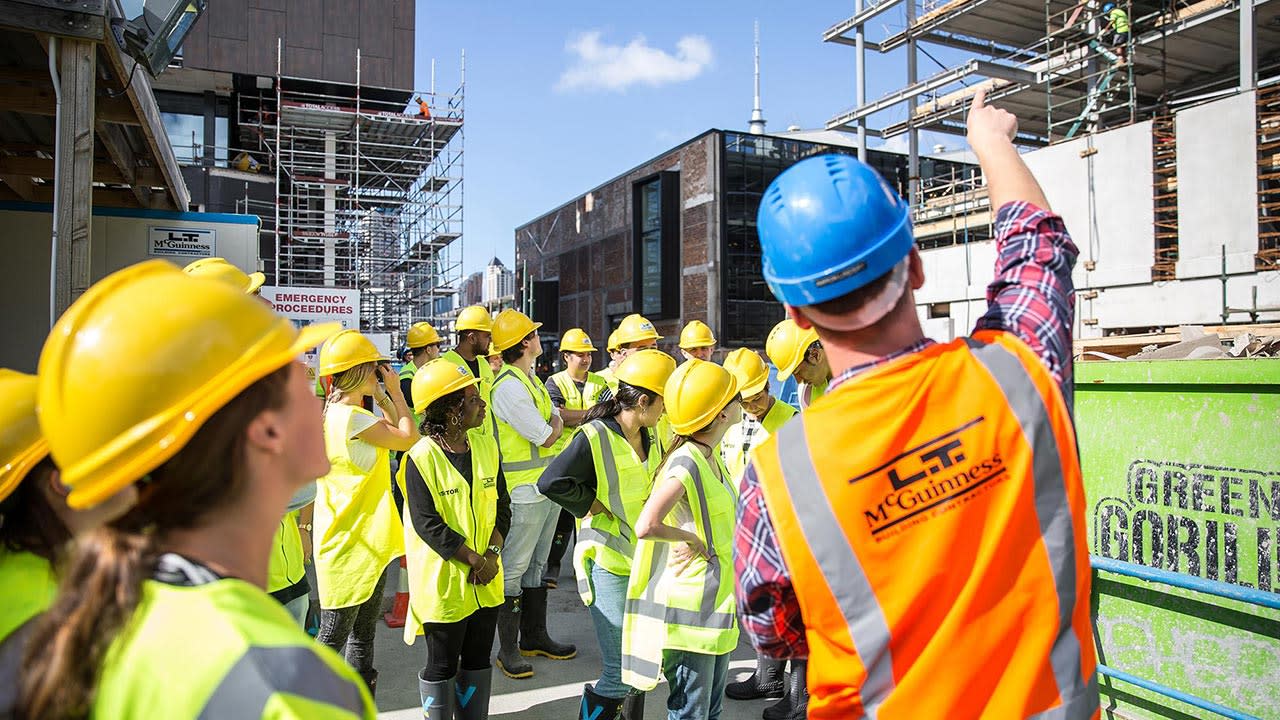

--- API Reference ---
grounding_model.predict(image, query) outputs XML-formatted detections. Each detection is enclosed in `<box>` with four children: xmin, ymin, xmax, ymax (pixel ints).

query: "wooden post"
<box><xmin>54</xmin><ymin>39</ymin><xmax>96</xmax><ymax>316</ymax></box>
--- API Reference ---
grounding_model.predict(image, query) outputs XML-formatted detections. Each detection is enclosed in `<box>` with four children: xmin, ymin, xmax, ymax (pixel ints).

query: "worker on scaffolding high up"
<box><xmin>1101</xmin><ymin>2</ymin><xmax>1130</xmax><ymax>63</ymax></box>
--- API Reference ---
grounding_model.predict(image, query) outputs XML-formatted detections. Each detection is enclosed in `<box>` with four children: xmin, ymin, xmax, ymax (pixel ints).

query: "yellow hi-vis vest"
<box><xmin>493</xmin><ymin>364</ymin><xmax>557</xmax><ymax>490</ymax></box>
<box><xmin>266</xmin><ymin>511</ymin><xmax>305</xmax><ymax>594</ymax></box>
<box><xmin>721</xmin><ymin>398</ymin><xmax>797</xmax><ymax>482</ymax></box>
<box><xmin>441</xmin><ymin>350</ymin><xmax>497</xmax><ymax>444</ymax></box>
<box><xmin>0</xmin><ymin>550</ymin><xmax>56</xmax><ymax>644</ymax></box>
<box><xmin>571</xmin><ymin>420</ymin><xmax>663</xmax><ymax>606</ymax></box>
<box><xmin>597</xmin><ymin>366</ymin><xmax>618</xmax><ymax>393</ymax></box>
<box><xmin>314</xmin><ymin>404</ymin><xmax>405</xmax><ymax>609</ymax></box>
<box><xmin>799</xmin><ymin>379</ymin><xmax>828</xmax><ymax>409</ymax></box>
<box><xmin>620</xmin><ymin>445</ymin><xmax>739</xmax><ymax>690</ymax></box>
<box><xmin>396</xmin><ymin>432</ymin><xmax>504</xmax><ymax>642</ymax></box>
<box><xmin>397</xmin><ymin>361</ymin><xmax>422</xmax><ymax>428</ymax></box>
<box><xmin>548</xmin><ymin>370</ymin><xmax>609</xmax><ymax>455</ymax></box>
<box><xmin>92</xmin><ymin>578</ymin><xmax>375</xmax><ymax>719</ymax></box>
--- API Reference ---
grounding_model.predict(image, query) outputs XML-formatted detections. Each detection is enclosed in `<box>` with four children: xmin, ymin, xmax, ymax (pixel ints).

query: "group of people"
<box><xmin>0</xmin><ymin>89</ymin><xmax>1099</xmax><ymax>720</ymax></box>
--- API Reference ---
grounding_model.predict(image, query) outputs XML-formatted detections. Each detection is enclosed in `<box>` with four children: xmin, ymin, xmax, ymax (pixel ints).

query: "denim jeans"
<box><xmin>586</xmin><ymin>561</ymin><xmax>634</xmax><ymax>699</ymax></box>
<box><xmin>663</xmin><ymin>649</ymin><xmax>730</xmax><ymax>720</ymax></box>
<box><xmin>500</xmin><ymin>495</ymin><xmax>559</xmax><ymax>596</ymax></box>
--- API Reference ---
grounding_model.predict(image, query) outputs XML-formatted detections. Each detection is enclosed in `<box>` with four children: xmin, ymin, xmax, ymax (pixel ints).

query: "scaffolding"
<box><xmin>236</xmin><ymin>43</ymin><xmax>465</xmax><ymax>346</ymax></box>
<box><xmin>1043</xmin><ymin>0</ymin><xmax>1138</xmax><ymax>141</ymax></box>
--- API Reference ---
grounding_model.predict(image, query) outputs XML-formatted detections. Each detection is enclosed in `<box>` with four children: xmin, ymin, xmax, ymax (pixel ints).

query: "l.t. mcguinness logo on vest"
<box><xmin>852</xmin><ymin>416</ymin><xmax>1007</xmax><ymax>541</ymax></box>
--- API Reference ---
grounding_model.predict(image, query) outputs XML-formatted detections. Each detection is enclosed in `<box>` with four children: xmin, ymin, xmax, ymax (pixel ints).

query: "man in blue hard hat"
<box><xmin>1101</xmin><ymin>2</ymin><xmax>1130</xmax><ymax>62</ymax></box>
<box><xmin>732</xmin><ymin>89</ymin><xmax>1098</xmax><ymax>719</ymax></box>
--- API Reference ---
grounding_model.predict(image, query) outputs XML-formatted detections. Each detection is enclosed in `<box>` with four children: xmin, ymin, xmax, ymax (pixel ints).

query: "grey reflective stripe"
<box><xmin>595</xmin><ymin>424</ymin><xmax>633</xmax><ymax>541</ymax></box>
<box><xmin>197</xmin><ymin>645</ymin><xmax>365</xmax><ymax>719</ymax></box>
<box><xmin>578</xmin><ymin>526</ymin><xmax>634</xmax><ymax>557</ymax></box>
<box><xmin>623</xmin><ymin>654</ymin><xmax>662</xmax><ymax>681</ymax></box>
<box><xmin>1026</xmin><ymin>674</ymin><xmax>1100</xmax><ymax>720</ymax></box>
<box><xmin>966</xmin><ymin>338</ymin><xmax>1090</xmax><ymax>709</ymax></box>
<box><xmin>501</xmin><ymin>443</ymin><xmax>553</xmax><ymax>473</ymax></box>
<box><xmin>775</xmin><ymin>419</ymin><xmax>897</xmax><ymax>716</ymax></box>
<box><xmin>627</xmin><ymin>598</ymin><xmax>737</xmax><ymax>629</ymax></box>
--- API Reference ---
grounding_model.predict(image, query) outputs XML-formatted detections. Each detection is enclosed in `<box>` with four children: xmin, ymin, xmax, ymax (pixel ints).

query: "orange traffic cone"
<box><xmin>384</xmin><ymin>556</ymin><xmax>409</xmax><ymax>628</ymax></box>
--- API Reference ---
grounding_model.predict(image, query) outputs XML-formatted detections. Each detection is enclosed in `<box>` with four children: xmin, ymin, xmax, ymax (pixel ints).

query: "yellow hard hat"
<box><xmin>664</xmin><ymin>359</ymin><xmax>739</xmax><ymax>436</ymax></box>
<box><xmin>412</xmin><ymin>359</ymin><xmax>480</xmax><ymax>414</ymax></box>
<box><xmin>0</xmin><ymin>369</ymin><xmax>49</xmax><ymax>504</ymax></box>
<box><xmin>318</xmin><ymin>329</ymin><xmax>385</xmax><ymax>377</ymax></box>
<box><xmin>678</xmin><ymin>320</ymin><xmax>717</xmax><ymax>350</ymax></box>
<box><xmin>766</xmin><ymin>319</ymin><xmax>820</xmax><ymax>382</ymax></box>
<box><xmin>615</xmin><ymin>349</ymin><xmax>676</xmax><ymax>396</ymax></box>
<box><xmin>491</xmin><ymin>309</ymin><xmax>543</xmax><ymax>353</ymax></box>
<box><xmin>456</xmin><ymin>305</ymin><xmax>494</xmax><ymax>332</ymax></box>
<box><xmin>560</xmin><ymin>328</ymin><xmax>596</xmax><ymax>353</ymax></box>
<box><xmin>182</xmin><ymin>257</ymin><xmax>266</xmax><ymax>295</ymax></box>
<box><xmin>37</xmin><ymin>260</ymin><xmax>338</xmax><ymax>510</ymax></box>
<box><xmin>407</xmin><ymin>322</ymin><xmax>442</xmax><ymax>349</ymax></box>
<box><xmin>486</xmin><ymin>343</ymin><xmax>497</xmax><ymax>358</ymax></box>
<box><xmin>614</xmin><ymin>314</ymin><xmax>662</xmax><ymax>346</ymax></box>
<box><xmin>605</xmin><ymin>330</ymin><xmax>621</xmax><ymax>353</ymax></box>
<box><xmin>723</xmin><ymin>348</ymin><xmax>770</xmax><ymax>398</ymax></box>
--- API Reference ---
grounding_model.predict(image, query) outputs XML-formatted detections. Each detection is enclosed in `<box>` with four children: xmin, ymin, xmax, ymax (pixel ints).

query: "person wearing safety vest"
<box><xmin>486</xmin><ymin>343</ymin><xmax>504</xmax><ymax>375</ymax></box>
<box><xmin>735</xmin><ymin>90</ymin><xmax>1097</xmax><ymax>720</ymax></box>
<box><xmin>1102</xmin><ymin>2</ymin><xmax>1130</xmax><ymax>61</ymax></box>
<box><xmin>715</xmin><ymin>349</ymin><xmax>801</xmax><ymax>712</ymax></box>
<box><xmin>16</xmin><ymin>260</ymin><xmax>375</xmax><ymax>719</ymax></box>
<box><xmin>315</xmin><ymin>330</ymin><xmax>419</xmax><ymax>697</ymax></box>
<box><xmin>0</xmin><ymin>370</ymin><xmax>141</xmax><ymax>716</ymax></box>
<box><xmin>621</xmin><ymin>360</ymin><xmax>743</xmax><ymax>720</ymax></box>
<box><xmin>399</xmin><ymin>360</ymin><xmax>512</xmax><ymax>720</ymax></box>
<box><xmin>596</xmin><ymin>330</ymin><xmax>624</xmax><ymax>391</ymax></box>
<box><xmin>443</xmin><ymin>306</ymin><xmax>498</xmax><ymax>444</ymax></box>
<box><xmin>677</xmin><ymin>320</ymin><xmax>717</xmax><ymax>363</ymax></box>
<box><xmin>766</xmin><ymin>318</ymin><xmax>830</xmax><ymax>410</ymax></box>
<box><xmin>542</xmin><ymin>328</ymin><xmax>613</xmax><ymax>588</ymax></box>
<box><xmin>398</xmin><ymin>322</ymin><xmax>446</xmax><ymax>426</ymax></box>
<box><xmin>611</xmin><ymin>314</ymin><xmax>674</xmax><ymax>453</ymax></box>
<box><xmin>488</xmin><ymin>309</ymin><xmax>576</xmax><ymax>678</ymax></box>
<box><xmin>538</xmin><ymin>349</ymin><xmax>677</xmax><ymax>720</ymax></box>
<box><xmin>185</xmin><ymin>257</ymin><xmax>318</xmax><ymax>628</ymax></box>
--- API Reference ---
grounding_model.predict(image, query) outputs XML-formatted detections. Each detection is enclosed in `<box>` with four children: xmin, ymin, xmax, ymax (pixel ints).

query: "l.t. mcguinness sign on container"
<box><xmin>259</xmin><ymin>286</ymin><xmax>360</xmax><ymax>330</ymax></box>
<box><xmin>148</xmin><ymin>226</ymin><xmax>215</xmax><ymax>258</ymax></box>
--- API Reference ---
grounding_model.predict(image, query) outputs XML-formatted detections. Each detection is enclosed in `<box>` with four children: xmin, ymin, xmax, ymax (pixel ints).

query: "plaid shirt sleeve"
<box><xmin>974</xmin><ymin>201</ymin><xmax>1079</xmax><ymax>405</ymax></box>
<box><xmin>734</xmin><ymin>462</ymin><xmax>809</xmax><ymax>659</ymax></box>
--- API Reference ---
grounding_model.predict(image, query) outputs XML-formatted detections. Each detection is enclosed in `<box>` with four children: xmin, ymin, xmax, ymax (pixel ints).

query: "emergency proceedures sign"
<box><xmin>259</xmin><ymin>286</ymin><xmax>361</xmax><ymax>330</ymax></box>
<box><xmin>148</xmin><ymin>226</ymin><xmax>216</xmax><ymax>257</ymax></box>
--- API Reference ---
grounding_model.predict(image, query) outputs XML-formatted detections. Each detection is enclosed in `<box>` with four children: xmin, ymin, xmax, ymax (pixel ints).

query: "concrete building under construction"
<box><xmin>824</xmin><ymin>0</ymin><xmax>1280</xmax><ymax>342</ymax></box>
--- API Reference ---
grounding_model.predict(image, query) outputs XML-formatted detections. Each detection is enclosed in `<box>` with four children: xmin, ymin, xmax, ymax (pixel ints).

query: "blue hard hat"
<box><xmin>1103</xmin><ymin>2</ymin><xmax>1115</xmax><ymax>11</ymax></box>
<box><xmin>757</xmin><ymin>154</ymin><xmax>914</xmax><ymax>307</ymax></box>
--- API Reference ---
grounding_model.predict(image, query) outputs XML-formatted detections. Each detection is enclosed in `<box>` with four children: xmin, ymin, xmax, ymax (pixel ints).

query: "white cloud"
<box><xmin>555</xmin><ymin>31</ymin><xmax>713</xmax><ymax>93</ymax></box>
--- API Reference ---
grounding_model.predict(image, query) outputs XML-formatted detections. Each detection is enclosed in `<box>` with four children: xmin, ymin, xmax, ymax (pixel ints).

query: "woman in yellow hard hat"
<box><xmin>538</xmin><ymin>349</ymin><xmax>676</xmax><ymax>720</ymax></box>
<box><xmin>620</xmin><ymin>360</ymin><xmax>742</xmax><ymax>720</ymax></box>
<box><xmin>677</xmin><ymin>320</ymin><xmax>717</xmax><ymax>363</ymax></box>
<box><xmin>399</xmin><ymin>359</ymin><xmax>511</xmax><ymax>720</ymax></box>
<box><xmin>0</xmin><ymin>370</ymin><xmax>138</xmax><ymax>677</ymax></box>
<box><xmin>314</xmin><ymin>329</ymin><xmax>419</xmax><ymax>696</ymax></box>
<box><xmin>596</xmin><ymin>330</ymin><xmax>625</xmax><ymax>391</ymax></box>
<box><xmin>17</xmin><ymin>260</ymin><xmax>374</xmax><ymax>719</ymax></box>
<box><xmin>717</xmin><ymin>349</ymin><xmax>798</xmax><ymax>708</ymax></box>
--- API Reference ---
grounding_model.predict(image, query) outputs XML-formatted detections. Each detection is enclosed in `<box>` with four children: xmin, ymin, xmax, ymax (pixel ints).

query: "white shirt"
<box><xmin>491</xmin><ymin>366</ymin><xmax>562</xmax><ymax>504</ymax></box>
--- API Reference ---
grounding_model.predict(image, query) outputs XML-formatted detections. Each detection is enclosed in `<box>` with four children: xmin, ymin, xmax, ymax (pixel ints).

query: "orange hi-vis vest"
<box><xmin>752</xmin><ymin>331</ymin><xmax>1098</xmax><ymax>720</ymax></box>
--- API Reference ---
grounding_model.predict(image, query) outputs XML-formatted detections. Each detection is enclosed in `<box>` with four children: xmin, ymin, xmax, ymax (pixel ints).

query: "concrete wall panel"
<box><xmin>1176</xmin><ymin>91</ymin><xmax>1258</xmax><ymax>278</ymax></box>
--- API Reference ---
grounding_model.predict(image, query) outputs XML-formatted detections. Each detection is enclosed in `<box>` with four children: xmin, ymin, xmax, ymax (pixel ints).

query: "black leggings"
<box><xmin>316</xmin><ymin>571</ymin><xmax>388</xmax><ymax>673</ymax></box>
<box><xmin>421</xmin><ymin>605</ymin><xmax>499</xmax><ymax>681</ymax></box>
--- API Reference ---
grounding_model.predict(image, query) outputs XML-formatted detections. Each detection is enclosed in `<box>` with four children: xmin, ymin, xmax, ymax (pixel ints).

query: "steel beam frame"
<box><xmin>827</xmin><ymin>59</ymin><xmax>1039</xmax><ymax>128</ymax></box>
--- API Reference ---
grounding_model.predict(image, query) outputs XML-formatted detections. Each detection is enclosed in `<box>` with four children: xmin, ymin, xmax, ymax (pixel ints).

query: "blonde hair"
<box><xmin>324</xmin><ymin>362</ymin><xmax>377</xmax><ymax>417</ymax></box>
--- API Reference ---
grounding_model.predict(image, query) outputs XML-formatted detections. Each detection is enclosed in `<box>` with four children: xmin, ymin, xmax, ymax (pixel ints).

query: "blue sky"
<box><xmin>415</xmin><ymin>1</ymin><xmax>968</xmax><ymax>277</ymax></box>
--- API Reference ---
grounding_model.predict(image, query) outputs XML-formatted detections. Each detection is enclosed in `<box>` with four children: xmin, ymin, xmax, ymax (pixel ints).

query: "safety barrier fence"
<box><xmin>1091</xmin><ymin>555</ymin><xmax>1278</xmax><ymax>720</ymax></box>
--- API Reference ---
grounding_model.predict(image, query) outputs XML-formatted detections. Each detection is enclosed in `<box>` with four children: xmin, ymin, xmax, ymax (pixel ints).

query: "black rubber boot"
<box><xmin>358</xmin><ymin>668</ymin><xmax>378</xmax><ymax>701</ymax></box>
<box><xmin>762</xmin><ymin>660</ymin><xmax>807</xmax><ymax>720</ymax></box>
<box><xmin>418</xmin><ymin>671</ymin><xmax>454</xmax><ymax>720</ymax></box>
<box><xmin>496</xmin><ymin>596</ymin><xmax>533</xmax><ymax>679</ymax></box>
<box><xmin>619</xmin><ymin>691</ymin><xmax>645</xmax><ymax>720</ymax></box>
<box><xmin>454</xmin><ymin>666</ymin><xmax>492</xmax><ymax>720</ymax></box>
<box><xmin>543</xmin><ymin>511</ymin><xmax>574</xmax><ymax>588</ymax></box>
<box><xmin>518</xmin><ymin>586</ymin><xmax>577</xmax><ymax>659</ymax></box>
<box><xmin>579</xmin><ymin>683</ymin><xmax>625</xmax><ymax>720</ymax></box>
<box><xmin>725</xmin><ymin>654</ymin><xmax>786</xmax><ymax>700</ymax></box>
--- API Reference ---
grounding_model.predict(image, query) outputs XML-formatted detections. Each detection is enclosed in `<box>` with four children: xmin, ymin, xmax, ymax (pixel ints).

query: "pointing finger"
<box><xmin>972</xmin><ymin>87</ymin><xmax>988</xmax><ymax>110</ymax></box>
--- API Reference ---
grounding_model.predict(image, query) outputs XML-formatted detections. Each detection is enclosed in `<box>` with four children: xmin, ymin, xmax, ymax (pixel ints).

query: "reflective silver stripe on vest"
<box><xmin>627</xmin><ymin>598</ymin><xmax>736</xmax><ymax>629</ymax></box>
<box><xmin>965</xmin><ymin>338</ymin><xmax>1092</xmax><ymax>714</ymax></box>
<box><xmin>774</xmin><ymin>420</ymin><xmax>897</xmax><ymax>717</ymax></box>
<box><xmin>197</xmin><ymin>645</ymin><xmax>365</xmax><ymax>719</ymax></box>
<box><xmin>578</xmin><ymin>526</ymin><xmax>634</xmax><ymax>558</ymax></box>
<box><xmin>1027</xmin><ymin>674</ymin><xmax>1100</xmax><ymax>719</ymax></box>
<box><xmin>593</xmin><ymin>420</ymin><xmax>634</xmax><ymax>541</ymax></box>
<box><xmin>668</xmin><ymin>455</ymin><xmax>724</xmax><ymax>620</ymax></box>
<box><xmin>496</xmin><ymin>368</ymin><xmax>553</xmax><ymax>472</ymax></box>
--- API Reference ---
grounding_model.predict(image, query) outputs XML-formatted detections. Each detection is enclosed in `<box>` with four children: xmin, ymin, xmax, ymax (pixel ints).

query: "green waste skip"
<box><xmin>1076</xmin><ymin>359</ymin><xmax>1280</xmax><ymax>719</ymax></box>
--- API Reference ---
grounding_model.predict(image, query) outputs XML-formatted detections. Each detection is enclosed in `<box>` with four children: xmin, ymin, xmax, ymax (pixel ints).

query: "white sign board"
<box><xmin>147</xmin><ymin>225</ymin><xmax>216</xmax><ymax>258</ymax></box>
<box><xmin>260</xmin><ymin>286</ymin><xmax>361</xmax><ymax>330</ymax></box>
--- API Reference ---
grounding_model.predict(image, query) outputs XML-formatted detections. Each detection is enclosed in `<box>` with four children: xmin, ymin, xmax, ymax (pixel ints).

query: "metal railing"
<box><xmin>1091</xmin><ymin>556</ymin><xmax>1278</xmax><ymax>720</ymax></box>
